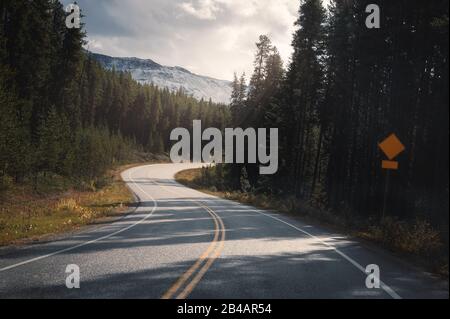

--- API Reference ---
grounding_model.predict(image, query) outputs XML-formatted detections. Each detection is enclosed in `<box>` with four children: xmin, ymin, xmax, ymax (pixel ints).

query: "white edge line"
<box><xmin>0</xmin><ymin>165</ymin><xmax>158</xmax><ymax>273</ymax></box>
<box><xmin>249</xmin><ymin>209</ymin><xmax>402</xmax><ymax>299</ymax></box>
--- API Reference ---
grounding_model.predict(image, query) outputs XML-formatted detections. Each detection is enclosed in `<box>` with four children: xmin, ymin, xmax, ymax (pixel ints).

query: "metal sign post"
<box><xmin>378</xmin><ymin>134</ymin><xmax>405</xmax><ymax>220</ymax></box>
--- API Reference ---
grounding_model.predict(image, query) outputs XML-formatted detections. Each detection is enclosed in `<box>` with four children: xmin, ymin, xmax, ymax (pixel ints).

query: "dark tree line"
<box><xmin>228</xmin><ymin>0</ymin><xmax>448</xmax><ymax>228</ymax></box>
<box><xmin>0</xmin><ymin>0</ymin><xmax>230</xmax><ymax>186</ymax></box>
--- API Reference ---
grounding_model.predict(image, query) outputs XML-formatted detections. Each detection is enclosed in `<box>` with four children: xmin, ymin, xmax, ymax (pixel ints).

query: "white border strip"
<box><xmin>249</xmin><ymin>209</ymin><xmax>402</xmax><ymax>299</ymax></box>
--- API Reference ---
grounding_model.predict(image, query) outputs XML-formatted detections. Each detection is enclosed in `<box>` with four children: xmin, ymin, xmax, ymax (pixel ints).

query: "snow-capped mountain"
<box><xmin>91</xmin><ymin>53</ymin><xmax>232</xmax><ymax>104</ymax></box>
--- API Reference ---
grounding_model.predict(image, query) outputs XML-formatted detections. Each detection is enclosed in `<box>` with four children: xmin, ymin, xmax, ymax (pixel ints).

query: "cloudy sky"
<box><xmin>61</xmin><ymin>0</ymin><xmax>307</xmax><ymax>81</ymax></box>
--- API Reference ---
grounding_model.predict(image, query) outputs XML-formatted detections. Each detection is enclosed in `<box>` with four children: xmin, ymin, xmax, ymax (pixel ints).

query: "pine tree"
<box><xmin>283</xmin><ymin>0</ymin><xmax>326</xmax><ymax>197</ymax></box>
<box><xmin>248</xmin><ymin>35</ymin><xmax>272</xmax><ymax>102</ymax></box>
<box><xmin>240</xmin><ymin>167</ymin><xmax>251</xmax><ymax>193</ymax></box>
<box><xmin>36</xmin><ymin>107</ymin><xmax>63</xmax><ymax>174</ymax></box>
<box><xmin>230</xmin><ymin>72</ymin><xmax>247</xmax><ymax>124</ymax></box>
<box><xmin>0</xmin><ymin>81</ymin><xmax>18</xmax><ymax>179</ymax></box>
<box><xmin>238</xmin><ymin>73</ymin><xmax>247</xmax><ymax>103</ymax></box>
<box><xmin>231</xmin><ymin>73</ymin><xmax>240</xmax><ymax>106</ymax></box>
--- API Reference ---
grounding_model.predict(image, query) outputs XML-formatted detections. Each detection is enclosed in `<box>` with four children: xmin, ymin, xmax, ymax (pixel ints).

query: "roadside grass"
<box><xmin>0</xmin><ymin>152</ymin><xmax>171</xmax><ymax>247</ymax></box>
<box><xmin>0</xmin><ymin>166</ymin><xmax>134</xmax><ymax>246</ymax></box>
<box><xmin>176</xmin><ymin>168</ymin><xmax>449</xmax><ymax>278</ymax></box>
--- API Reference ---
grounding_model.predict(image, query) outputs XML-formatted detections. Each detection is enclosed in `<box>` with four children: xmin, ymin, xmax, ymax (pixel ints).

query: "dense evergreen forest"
<box><xmin>0</xmin><ymin>1</ymin><xmax>230</xmax><ymax>186</ymax></box>
<box><xmin>223</xmin><ymin>0</ymin><xmax>449</xmax><ymax>232</ymax></box>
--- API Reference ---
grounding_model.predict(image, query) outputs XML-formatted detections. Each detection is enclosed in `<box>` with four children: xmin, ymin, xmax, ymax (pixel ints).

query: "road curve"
<box><xmin>0</xmin><ymin>163</ymin><xmax>448</xmax><ymax>299</ymax></box>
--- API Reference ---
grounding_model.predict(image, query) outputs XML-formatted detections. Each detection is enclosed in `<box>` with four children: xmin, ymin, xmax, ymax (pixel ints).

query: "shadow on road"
<box><xmin>0</xmin><ymin>194</ymin><xmax>448</xmax><ymax>299</ymax></box>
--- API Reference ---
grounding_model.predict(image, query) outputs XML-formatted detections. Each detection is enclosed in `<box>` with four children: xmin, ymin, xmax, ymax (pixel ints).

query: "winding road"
<box><xmin>0</xmin><ymin>164</ymin><xmax>448</xmax><ymax>299</ymax></box>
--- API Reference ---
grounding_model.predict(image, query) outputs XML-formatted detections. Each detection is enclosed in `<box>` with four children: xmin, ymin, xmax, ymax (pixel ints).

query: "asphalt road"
<box><xmin>0</xmin><ymin>163</ymin><xmax>448</xmax><ymax>299</ymax></box>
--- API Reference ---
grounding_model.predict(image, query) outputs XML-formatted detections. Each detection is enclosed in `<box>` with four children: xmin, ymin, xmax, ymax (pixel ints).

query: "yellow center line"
<box><xmin>176</xmin><ymin>205</ymin><xmax>226</xmax><ymax>299</ymax></box>
<box><xmin>161</xmin><ymin>208</ymin><xmax>220</xmax><ymax>299</ymax></box>
<box><xmin>151</xmin><ymin>177</ymin><xmax>226</xmax><ymax>300</ymax></box>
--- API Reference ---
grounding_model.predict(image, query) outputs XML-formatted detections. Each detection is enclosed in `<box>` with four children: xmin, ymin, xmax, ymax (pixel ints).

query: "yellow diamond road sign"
<box><xmin>379</xmin><ymin>134</ymin><xmax>405</xmax><ymax>161</ymax></box>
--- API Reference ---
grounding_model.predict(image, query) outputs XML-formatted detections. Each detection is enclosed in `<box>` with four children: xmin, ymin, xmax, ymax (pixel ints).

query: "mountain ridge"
<box><xmin>91</xmin><ymin>52</ymin><xmax>232</xmax><ymax>104</ymax></box>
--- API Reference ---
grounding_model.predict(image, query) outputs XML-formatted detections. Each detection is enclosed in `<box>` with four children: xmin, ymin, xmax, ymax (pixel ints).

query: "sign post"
<box><xmin>378</xmin><ymin>134</ymin><xmax>405</xmax><ymax>220</ymax></box>
<box><xmin>381</xmin><ymin>170</ymin><xmax>390</xmax><ymax>220</ymax></box>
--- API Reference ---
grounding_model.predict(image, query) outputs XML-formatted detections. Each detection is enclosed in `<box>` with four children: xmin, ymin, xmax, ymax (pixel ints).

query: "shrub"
<box><xmin>56</xmin><ymin>198</ymin><xmax>94</xmax><ymax>220</ymax></box>
<box><xmin>0</xmin><ymin>175</ymin><xmax>12</xmax><ymax>192</ymax></box>
<box><xmin>369</xmin><ymin>217</ymin><xmax>443</xmax><ymax>256</ymax></box>
<box><xmin>56</xmin><ymin>198</ymin><xmax>79</xmax><ymax>212</ymax></box>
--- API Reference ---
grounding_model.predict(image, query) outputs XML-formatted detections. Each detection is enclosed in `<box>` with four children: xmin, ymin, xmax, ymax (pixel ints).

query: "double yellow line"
<box><xmin>162</xmin><ymin>202</ymin><xmax>225</xmax><ymax>299</ymax></box>
<box><xmin>154</xmin><ymin>180</ymin><xmax>226</xmax><ymax>299</ymax></box>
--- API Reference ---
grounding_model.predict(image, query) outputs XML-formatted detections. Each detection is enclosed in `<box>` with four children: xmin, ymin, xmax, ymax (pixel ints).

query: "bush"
<box><xmin>56</xmin><ymin>198</ymin><xmax>79</xmax><ymax>213</ymax></box>
<box><xmin>56</xmin><ymin>198</ymin><xmax>94</xmax><ymax>221</ymax></box>
<box><xmin>74</xmin><ymin>180</ymin><xmax>97</xmax><ymax>192</ymax></box>
<box><xmin>0</xmin><ymin>175</ymin><xmax>12</xmax><ymax>192</ymax></box>
<box><xmin>94</xmin><ymin>176</ymin><xmax>112</xmax><ymax>190</ymax></box>
<box><xmin>369</xmin><ymin>217</ymin><xmax>443</xmax><ymax>256</ymax></box>
<box><xmin>240</xmin><ymin>167</ymin><xmax>251</xmax><ymax>193</ymax></box>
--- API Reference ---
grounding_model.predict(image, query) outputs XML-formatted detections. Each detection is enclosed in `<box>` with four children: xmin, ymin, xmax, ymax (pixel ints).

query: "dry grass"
<box><xmin>0</xmin><ymin>167</ymin><xmax>134</xmax><ymax>246</ymax></box>
<box><xmin>175</xmin><ymin>169</ymin><xmax>198</xmax><ymax>185</ymax></box>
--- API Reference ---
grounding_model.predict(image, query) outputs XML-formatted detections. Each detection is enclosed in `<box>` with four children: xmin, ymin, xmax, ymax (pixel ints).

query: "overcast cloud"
<box><xmin>61</xmin><ymin>0</ymin><xmax>305</xmax><ymax>80</ymax></box>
